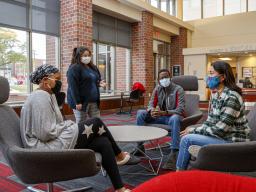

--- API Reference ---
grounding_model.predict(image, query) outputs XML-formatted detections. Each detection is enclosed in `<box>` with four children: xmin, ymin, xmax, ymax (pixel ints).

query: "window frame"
<box><xmin>3</xmin><ymin>28</ymin><xmax>60</xmax><ymax>105</ymax></box>
<box><xmin>93</xmin><ymin>41</ymin><xmax>132</xmax><ymax>97</ymax></box>
<box><xmin>183</xmin><ymin>0</ymin><xmax>253</xmax><ymax>21</ymax></box>
<box><xmin>148</xmin><ymin>0</ymin><xmax>177</xmax><ymax>16</ymax></box>
<box><xmin>0</xmin><ymin>0</ymin><xmax>60</xmax><ymax>104</ymax></box>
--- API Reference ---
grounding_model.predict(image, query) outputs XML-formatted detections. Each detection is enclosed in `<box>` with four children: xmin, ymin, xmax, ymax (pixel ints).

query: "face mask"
<box><xmin>51</xmin><ymin>80</ymin><xmax>62</xmax><ymax>94</ymax></box>
<box><xmin>81</xmin><ymin>56</ymin><xmax>91</xmax><ymax>64</ymax></box>
<box><xmin>206</xmin><ymin>76</ymin><xmax>220</xmax><ymax>90</ymax></box>
<box><xmin>159</xmin><ymin>78</ymin><xmax>171</xmax><ymax>88</ymax></box>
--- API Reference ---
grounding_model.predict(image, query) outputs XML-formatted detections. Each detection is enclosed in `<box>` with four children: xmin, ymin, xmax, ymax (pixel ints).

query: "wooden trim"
<box><xmin>13</xmin><ymin>97</ymin><xmax>145</xmax><ymax>116</ymax></box>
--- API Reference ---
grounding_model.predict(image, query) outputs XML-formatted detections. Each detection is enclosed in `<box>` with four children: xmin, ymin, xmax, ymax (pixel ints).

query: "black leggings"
<box><xmin>75</xmin><ymin>117</ymin><xmax>123</xmax><ymax>190</ymax></box>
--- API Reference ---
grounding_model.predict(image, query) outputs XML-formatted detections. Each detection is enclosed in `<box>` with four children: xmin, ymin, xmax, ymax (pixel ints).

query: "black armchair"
<box><xmin>188</xmin><ymin>104</ymin><xmax>256</xmax><ymax>172</ymax></box>
<box><xmin>0</xmin><ymin>76</ymin><xmax>101</xmax><ymax>192</ymax></box>
<box><xmin>146</xmin><ymin>75</ymin><xmax>203</xmax><ymax>131</ymax></box>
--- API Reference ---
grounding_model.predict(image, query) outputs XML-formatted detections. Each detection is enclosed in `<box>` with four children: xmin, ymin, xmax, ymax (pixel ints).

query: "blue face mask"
<box><xmin>206</xmin><ymin>76</ymin><xmax>220</xmax><ymax>90</ymax></box>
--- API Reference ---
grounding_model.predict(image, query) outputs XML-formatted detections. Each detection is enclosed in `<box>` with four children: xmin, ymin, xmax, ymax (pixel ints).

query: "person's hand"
<box><xmin>99</xmin><ymin>80</ymin><xmax>107</xmax><ymax>88</ymax></box>
<box><xmin>180</xmin><ymin>127</ymin><xmax>194</xmax><ymax>137</ymax></box>
<box><xmin>76</xmin><ymin>104</ymin><xmax>82</xmax><ymax>111</ymax></box>
<box><xmin>151</xmin><ymin>109</ymin><xmax>166</xmax><ymax>118</ymax></box>
<box><xmin>151</xmin><ymin>110</ymin><xmax>160</xmax><ymax>118</ymax></box>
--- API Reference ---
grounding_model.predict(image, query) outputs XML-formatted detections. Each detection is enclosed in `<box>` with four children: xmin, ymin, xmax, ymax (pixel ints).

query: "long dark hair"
<box><xmin>212</xmin><ymin>61</ymin><xmax>242</xmax><ymax>95</ymax></box>
<box><xmin>71</xmin><ymin>46</ymin><xmax>97</xmax><ymax>71</ymax></box>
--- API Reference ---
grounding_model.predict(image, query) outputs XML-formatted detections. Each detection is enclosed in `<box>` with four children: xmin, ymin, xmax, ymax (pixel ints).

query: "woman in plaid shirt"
<box><xmin>176</xmin><ymin>61</ymin><xmax>250</xmax><ymax>170</ymax></box>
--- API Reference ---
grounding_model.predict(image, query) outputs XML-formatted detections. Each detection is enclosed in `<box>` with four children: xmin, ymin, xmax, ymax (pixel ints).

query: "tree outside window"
<box><xmin>0</xmin><ymin>28</ymin><xmax>28</xmax><ymax>100</ymax></box>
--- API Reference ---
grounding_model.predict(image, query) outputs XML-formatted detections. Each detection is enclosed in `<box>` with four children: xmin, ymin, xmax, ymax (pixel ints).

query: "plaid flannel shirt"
<box><xmin>189</xmin><ymin>87</ymin><xmax>250</xmax><ymax>142</ymax></box>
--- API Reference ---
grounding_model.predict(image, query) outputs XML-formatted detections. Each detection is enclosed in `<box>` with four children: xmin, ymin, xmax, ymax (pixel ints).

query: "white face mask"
<box><xmin>159</xmin><ymin>78</ymin><xmax>171</xmax><ymax>88</ymax></box>
<box><xmin>81</xmin><ymin>56</ymin><xmax>91</xmax><ymax>64</ymax></box>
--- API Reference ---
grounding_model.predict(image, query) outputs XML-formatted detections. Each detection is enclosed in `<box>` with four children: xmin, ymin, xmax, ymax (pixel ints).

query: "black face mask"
<box><xmin>51</xmin><ymin>80</ymin><xmax>62</xmax><ymax>95</ymax></box>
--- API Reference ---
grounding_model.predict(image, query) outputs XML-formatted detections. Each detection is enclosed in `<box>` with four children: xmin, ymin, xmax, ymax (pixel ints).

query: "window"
<box><xmin>97</xmin><ymin>44</ymin><xmax>115</xmax><ymax>93</ymax></box>
<box><xmin>183</xmin><ymin>0</ymin><xmax>254</xmax><ymax>20</ymax></box>
<box><xmin>93</xmin><ymin>42</ymin><xmax>131</xmax><ymax>96</ymax></box>
<box><xmin>32</xmin><ymin>33</ymin><xmax>59</xmax><ymax>91</ymax></box>
<box><xmin>183</xmin><ymin>0</ymin><xmax>202</xmax><ymax>21</ymax></box>
<box><xmin>0</xmin><ymin>28</ymin><xmax>28</xmax><ymax>102</ymax></box>
<box><xmin>161</xmin><ymin>0</ymin><xmax>167</xmax><ymax>12</ymax></box>
<box><xmin>93</xmin><ymin>11</ymin><xmax>131</xmax><ymax>48</ymax></box>
<box><xmin>224</xmin><ymin>0</ymin><xmax>246</xmax><ymax>15</ymax></box>
<box><xmin>93</xmin><ymin>12</ymin><xmax>131</xmax><ymax>96</ymax></box>
<box><xmin>248</xmin><ymin>0</ymin><xmax>256</xmax><ymax>11</ymax></box>
<box><xmin>169</xmin><ymin>0</ymin><xmax>176</xmax><ymax>16</ymax></box>
<box><xmin>153</xmin><ymin>40</ymin><xmax>171</xmax><ymax>83</ymax></box>
<box><xmin>149</xmin><ymin>0</ymin><xmax>176</xmax><ymax>15</ymax></box>
<box><xmin>0</xmin><ymin>0</ymin><xmax>60</xmax><ymax>103</ymax></box>
<box><xmin>151</xmin><ymin>0</ymin><xmax>159</xmax><ymax>8</ymax></box>
<box><xmin>203</xmin><ymin>0</ymin><xmax>223</xmax><ymax>18</ymax></box>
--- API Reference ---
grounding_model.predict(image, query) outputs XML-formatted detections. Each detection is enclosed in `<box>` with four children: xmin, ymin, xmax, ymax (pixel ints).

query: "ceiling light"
<box><xmin>219</xmin><ymin>57</ymin><xmax>232</xmax><ymax>61</ymax></box>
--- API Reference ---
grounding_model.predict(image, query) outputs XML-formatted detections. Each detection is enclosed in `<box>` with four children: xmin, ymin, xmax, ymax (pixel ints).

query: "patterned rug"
<box><xmin>0</xmin><ymin>110</ymin><xmax>205</xmax><ymax>192</ymax></box>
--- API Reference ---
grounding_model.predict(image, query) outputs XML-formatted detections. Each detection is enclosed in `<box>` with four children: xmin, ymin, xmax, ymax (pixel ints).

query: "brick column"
<box><xmin>170</xmin><ymin>27</ymin><xmax>187</xmax><ymax>76</ymax></box>
<box><xmin>60</xmin><ymin>0</ymin><xmax>93</xmax><ymax>91</ymax></box>
<box><xmin>131</xmin><ymin>11</ymin><xmax>154</xmax><ymax>106</ymax></box>
<box><xmin>46</xmin><ymin>36</ymin><xmax>57</xmax><ymax>66</ymax></box>
<box><xmin>116</xmin><ymin>47</ymin><xmax>127</xmax><ymax>91</ymax></box>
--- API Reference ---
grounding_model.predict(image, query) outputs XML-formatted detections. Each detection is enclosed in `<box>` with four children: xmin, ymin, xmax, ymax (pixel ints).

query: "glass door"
<box><xmin>96</xmin><ymin>43</ymin><xmax>115</xmax><ymax>94</ymax></box>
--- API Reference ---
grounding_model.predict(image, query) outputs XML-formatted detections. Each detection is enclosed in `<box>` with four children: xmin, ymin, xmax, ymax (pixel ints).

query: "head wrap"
<box><xmin>29</xmin><ymin>64</ymin><xmax>59</xmax><ymax>84</ymax></box>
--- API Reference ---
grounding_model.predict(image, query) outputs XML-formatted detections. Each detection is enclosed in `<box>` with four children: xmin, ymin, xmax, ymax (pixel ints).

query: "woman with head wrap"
<box><xmin>20</xmin><ymin>64</ymin><xmax>135</xmax><ymax>192</ymax></box>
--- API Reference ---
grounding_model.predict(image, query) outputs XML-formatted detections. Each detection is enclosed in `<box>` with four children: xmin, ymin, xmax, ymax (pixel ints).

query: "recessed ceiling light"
<box><xmin>219</xmin><ymin>57</ymin><xmax>232</xmax><ymax>61</ymax></box>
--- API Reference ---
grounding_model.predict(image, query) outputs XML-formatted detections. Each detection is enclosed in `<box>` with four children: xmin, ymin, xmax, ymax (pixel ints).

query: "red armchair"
<box><xmin>133</xmin><ymin>170</ymin><xmax>256</xmax><ymax>192</ymax></box>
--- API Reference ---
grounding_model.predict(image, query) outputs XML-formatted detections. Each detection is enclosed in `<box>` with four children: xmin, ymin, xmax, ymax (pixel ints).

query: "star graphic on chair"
<box><xmin>98</xmin><ymin>126</ymin><xmax>106</xmax><ymax>135</ymax></box>
<box><xmin>82</xmin><ymin>124</ymin><xmax>94</xmax><ymax>138</ymax></box>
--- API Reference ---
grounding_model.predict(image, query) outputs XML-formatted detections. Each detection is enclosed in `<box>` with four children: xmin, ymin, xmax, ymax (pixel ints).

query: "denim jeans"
<box><xmin>136</xmin><ymin>109</ymin><xmax>182</xmax><ymax>150</ymax></box>
<box><xmin>176</xmin><ymin>133</ymin><xmax>229</xmax><ymax>170</ymax></box>
<box><xmin>73</xmin><ymin>102</ymin><xmax>100</xmax><ymax>124</ymax></box>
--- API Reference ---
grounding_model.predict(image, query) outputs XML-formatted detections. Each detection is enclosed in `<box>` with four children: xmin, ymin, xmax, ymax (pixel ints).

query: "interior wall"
<box><xmin>208</xmin><ymin>56</ymin><xmax>256</xmax><ymax>87</ymax></box>
<box><xmin>237</xmin><ymin>56</ymin><xmax>256</xmax><ymax>85</ymax></box>
<box><xmin>209</xmin><ymin>57</ymin><xmax>238</xmax><ymax>75</ymax></box>
<box><xmin>184</xmin><ymin>54</ymin><xmax>207</xmax><ymax>100</ymax></box>
<box><xmin>189</xmin><ymin>12</ymin><xmax>256</xmax><ymax>48</ymax></box>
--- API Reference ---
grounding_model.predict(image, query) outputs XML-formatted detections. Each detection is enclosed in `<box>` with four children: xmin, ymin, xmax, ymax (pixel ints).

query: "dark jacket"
<box><xmin>148</xmin><ymin>82</ymin><xmax>185</xmax><ymax>116</ymax></box>
<box><xmin>67</xmin><ymin>64</ymin><xmax>101</xmax><ymax>111</ymax></box>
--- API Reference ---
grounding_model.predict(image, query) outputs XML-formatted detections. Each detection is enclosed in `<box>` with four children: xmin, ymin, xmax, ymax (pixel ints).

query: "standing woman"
<box><xmin>176</xmin><ymin>61</ymin><xmax>250</xmax><ymax>170</ymax></box>
<box><xmin>67</xmin><ymin>46</ymin><xmax>106</xmax><ymax>123</ymax></box>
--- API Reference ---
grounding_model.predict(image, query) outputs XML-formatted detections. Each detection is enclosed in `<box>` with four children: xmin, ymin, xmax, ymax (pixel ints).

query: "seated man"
<box><xmin>136</xmin><ymin>69</ymin><xmax>185</xmax><ymax>170</ymax></box>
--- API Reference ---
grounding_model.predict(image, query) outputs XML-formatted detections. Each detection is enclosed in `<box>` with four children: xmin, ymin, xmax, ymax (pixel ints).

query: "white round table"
<box><xmin>108</xmin><ymin>125</ymin><xmax>168</xmax><ymax>143</ymax></box>
<box><xmin>108</xmin><ymin>125</ymin><xmax>168</xmax><ymax>175</ymax></box>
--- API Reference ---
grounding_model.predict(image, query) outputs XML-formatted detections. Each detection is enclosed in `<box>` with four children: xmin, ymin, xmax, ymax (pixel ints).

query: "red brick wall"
<box><xmin>170</xmin><ymin>27</ymin><xmax>187</xmax><ymax>76</ymax></box>
<box><xmin>60</xmin><ymin>0</ymin><xmax>93</xmax><ymax>91</ymax></box>
<box><xmin>46</xmin><ymin>36</ymin><xmax>57</xmax><ymax>66</ymax></box>
<box><xmin>116</xmin><ymin>47</ymin><xmax>127</xmax><ymax>91</ymax></box>
<box><xmin>132</xmin><ymin>11</ymin><xmax>154</xmax><ymax>106</ymax></box>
